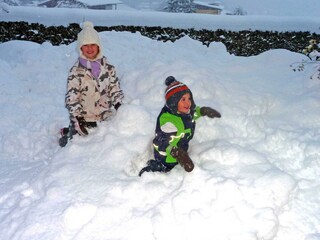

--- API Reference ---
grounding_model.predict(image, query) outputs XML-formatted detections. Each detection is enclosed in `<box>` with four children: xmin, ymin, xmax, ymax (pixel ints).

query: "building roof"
<box><xmin>193</xmin><ymin>1</ymin><xmax>224</xmax><ymax>10</ymax></box>
<box><xmin>78</xmin><ymin>0</ymin><xmax>122</xmax><ymax>6</ymax></box>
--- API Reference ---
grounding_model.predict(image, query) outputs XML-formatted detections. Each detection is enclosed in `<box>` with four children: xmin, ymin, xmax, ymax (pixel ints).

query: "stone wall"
<box><xmin>1</xmin><ymin>21</ymin><xmax>319</xmax><ymax>56</ymax></box>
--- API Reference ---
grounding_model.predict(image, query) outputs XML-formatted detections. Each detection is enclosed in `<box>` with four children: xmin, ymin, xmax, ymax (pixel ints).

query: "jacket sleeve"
<box><xmin>65</xmin><ymin>67</ymin><xmax>83</xmax><ymax>119</ymax></box>
<box><xmin>153</xmin><ymin>113</ymin><xmax>177</xmax><ymax>152</ymax></box>
<box><xmin>193</xmin><ymin>106</ymin><xmax>202</xmax><ymax>120</ymax></box>
<box><xmin>159</xmin><ymin>113</ymin><xmax>184</xmax><ymax>161</ymax></box>
<box><xmin>107</xmin><ymin>66</ymin><xmax>124</xmax><ymax>106</ymax></box>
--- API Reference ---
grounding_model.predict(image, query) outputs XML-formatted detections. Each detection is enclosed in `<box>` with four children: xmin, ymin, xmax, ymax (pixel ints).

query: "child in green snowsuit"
<box><xmin>139</xmin><ymin>76</ymin><xmax>221</xmax><ymax>176</ymax></box>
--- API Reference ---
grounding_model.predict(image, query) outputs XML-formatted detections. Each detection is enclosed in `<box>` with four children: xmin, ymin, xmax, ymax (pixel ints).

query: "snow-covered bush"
<box><xmin>303</xmin><ymin>39</ymin><xmax>320</xmax><ymax>61</ymax></box>
<box><xmin>164</xmin><ymin>0</ymin><xmax>195</xmax><ymax>13</ymax></box>
<box><xmin>292</xmin><ymin>39</ymin><xmax>320</xmax><ymax>80</ymax></box>
<box><xmin>233</xmin><ymin>7</ymin><xmax>247</xmax><ymax>15</ymax></box>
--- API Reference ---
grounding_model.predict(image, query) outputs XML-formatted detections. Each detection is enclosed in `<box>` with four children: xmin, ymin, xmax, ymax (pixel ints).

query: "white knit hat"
<box><xmin>77</xmin><ymin>21</ymin><xmax>103</xmax><ymax>60</ymax></box>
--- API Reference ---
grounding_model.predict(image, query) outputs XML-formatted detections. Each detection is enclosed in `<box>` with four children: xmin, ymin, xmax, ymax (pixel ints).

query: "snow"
<box><xmin>194</xmin><ymin>1</ymin><xmax>224</xmax><ymax>10</ymax></box>
<box><xmin>0</xmin><ymin>2</ymin><xmax>10</xmax><ymax>12</ymax></box>
<box><xmin>1</xmin><ymin>6</ymin><xmax>320</xmax><ymax>240</ymax></box>
<box><xmin>78</xmin><ymin>0</ymin><xmax>123</xmax><ymax>6</ymax></box>
<box><xmin>1</xmin><ymin>6</ymin><xmax>320</xmax><ymax>34</ymax></box>
<box><xmin>208</xmin><ymin>0</ymin><xmax>320</xmax><ymax>17</ymax></box>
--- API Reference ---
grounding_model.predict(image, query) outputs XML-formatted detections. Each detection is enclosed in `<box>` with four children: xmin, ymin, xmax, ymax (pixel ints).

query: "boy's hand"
<box><xmin>171</xmin><ymin>147</ymin><xmax>194</xmax><ymax>172</ymax></box>
<box><xmin>200</xmin><ymin>107</ymin><xmax>221</xmax><ymax>118</ymax></box>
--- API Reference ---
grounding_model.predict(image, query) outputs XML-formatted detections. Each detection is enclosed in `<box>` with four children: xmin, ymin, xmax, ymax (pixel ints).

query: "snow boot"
<box><xmin>139</xmin><ymin>160</ymin><xmax>168</xmax><ymax>176</ymax></box>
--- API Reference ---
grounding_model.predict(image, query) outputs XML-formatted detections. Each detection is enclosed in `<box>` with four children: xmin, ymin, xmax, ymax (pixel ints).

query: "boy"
<box><xmin>139</xmin><ymin>76</ymin><xmax>221</xmax><ymax>176</ymax></box>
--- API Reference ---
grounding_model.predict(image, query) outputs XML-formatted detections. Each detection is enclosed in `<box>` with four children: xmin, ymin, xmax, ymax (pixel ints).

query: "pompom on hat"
<box><xmin>165</xmin><ymin>76</ymin><xmax>195</xmax><ymax>113</ymax></box>
<box><xmin>77</xmin><ymin>21</ymin><xmax>103</xmax><ymax>60</ymax></box>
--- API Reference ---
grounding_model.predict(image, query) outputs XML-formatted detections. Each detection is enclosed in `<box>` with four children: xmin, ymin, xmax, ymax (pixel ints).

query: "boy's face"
<box><xmin>177</xmin><ymin>93</ymin><xmax>191</xmax><ymax>114</ymax></box>
<box><xmin>81</xmin><ymin>44</ymin><xmax>100</xmax><ymax>60</ymax></box>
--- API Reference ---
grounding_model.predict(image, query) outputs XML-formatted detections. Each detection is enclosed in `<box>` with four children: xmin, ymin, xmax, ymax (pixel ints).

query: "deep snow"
<box><xmin>0</xmin><ymin>6</ymin><xmax>320</xmax><ymax>240</ymax></box>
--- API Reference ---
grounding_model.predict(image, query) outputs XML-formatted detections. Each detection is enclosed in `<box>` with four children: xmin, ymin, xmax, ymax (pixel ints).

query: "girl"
<box><xmin>59</xmin><ymin>21</ymin><xmax>124</xmax><ymax>147</ymax></box>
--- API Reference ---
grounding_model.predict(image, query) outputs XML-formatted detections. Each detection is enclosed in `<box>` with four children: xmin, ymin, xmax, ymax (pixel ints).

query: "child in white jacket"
<box><xmin>59</xmin><ymin>21</ymin><xmax>124</xmax><ymax>147</ymax></box>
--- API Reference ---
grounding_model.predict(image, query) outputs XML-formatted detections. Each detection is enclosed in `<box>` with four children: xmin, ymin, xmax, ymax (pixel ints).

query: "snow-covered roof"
<box><xmin>78</xmin><ymin>0</ymin><xmax>122</xmax><ymax>6</ymax></box>
<box><xmin>193</xmin><ymin>1</ymin><xmax>224</xmax><ymax>10</ymax></box>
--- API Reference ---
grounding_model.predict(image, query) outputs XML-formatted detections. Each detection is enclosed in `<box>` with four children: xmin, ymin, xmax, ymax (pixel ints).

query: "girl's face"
<box><xmin>177</xmin><ymin>93</ymin><xmax>191</xmax><ymax>114</ymax></box>
<box><xmin>81</xmin><ymin>44</ymin><xmax>100</xmax><ymax>60</ymax></box>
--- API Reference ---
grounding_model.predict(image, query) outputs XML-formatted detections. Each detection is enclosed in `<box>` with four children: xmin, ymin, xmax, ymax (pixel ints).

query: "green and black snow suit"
<box><xmin>152</xmin><ymin>105</ymin><xmax>201</xmax><ymax>170</ymax></box>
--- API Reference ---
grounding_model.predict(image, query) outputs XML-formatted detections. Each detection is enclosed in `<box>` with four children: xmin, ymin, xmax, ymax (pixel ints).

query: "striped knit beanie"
<box><xmin>165</xmin><ymin>76</ymin><xmax>195</xmax><ymax>114</ymax></box>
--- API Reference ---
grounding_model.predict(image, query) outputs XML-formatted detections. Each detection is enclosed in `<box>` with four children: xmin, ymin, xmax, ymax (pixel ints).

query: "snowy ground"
<box><xmin>1</xmin><ymin>6</ymin><xmax>320</xmax><ymax>240</ymax></box>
